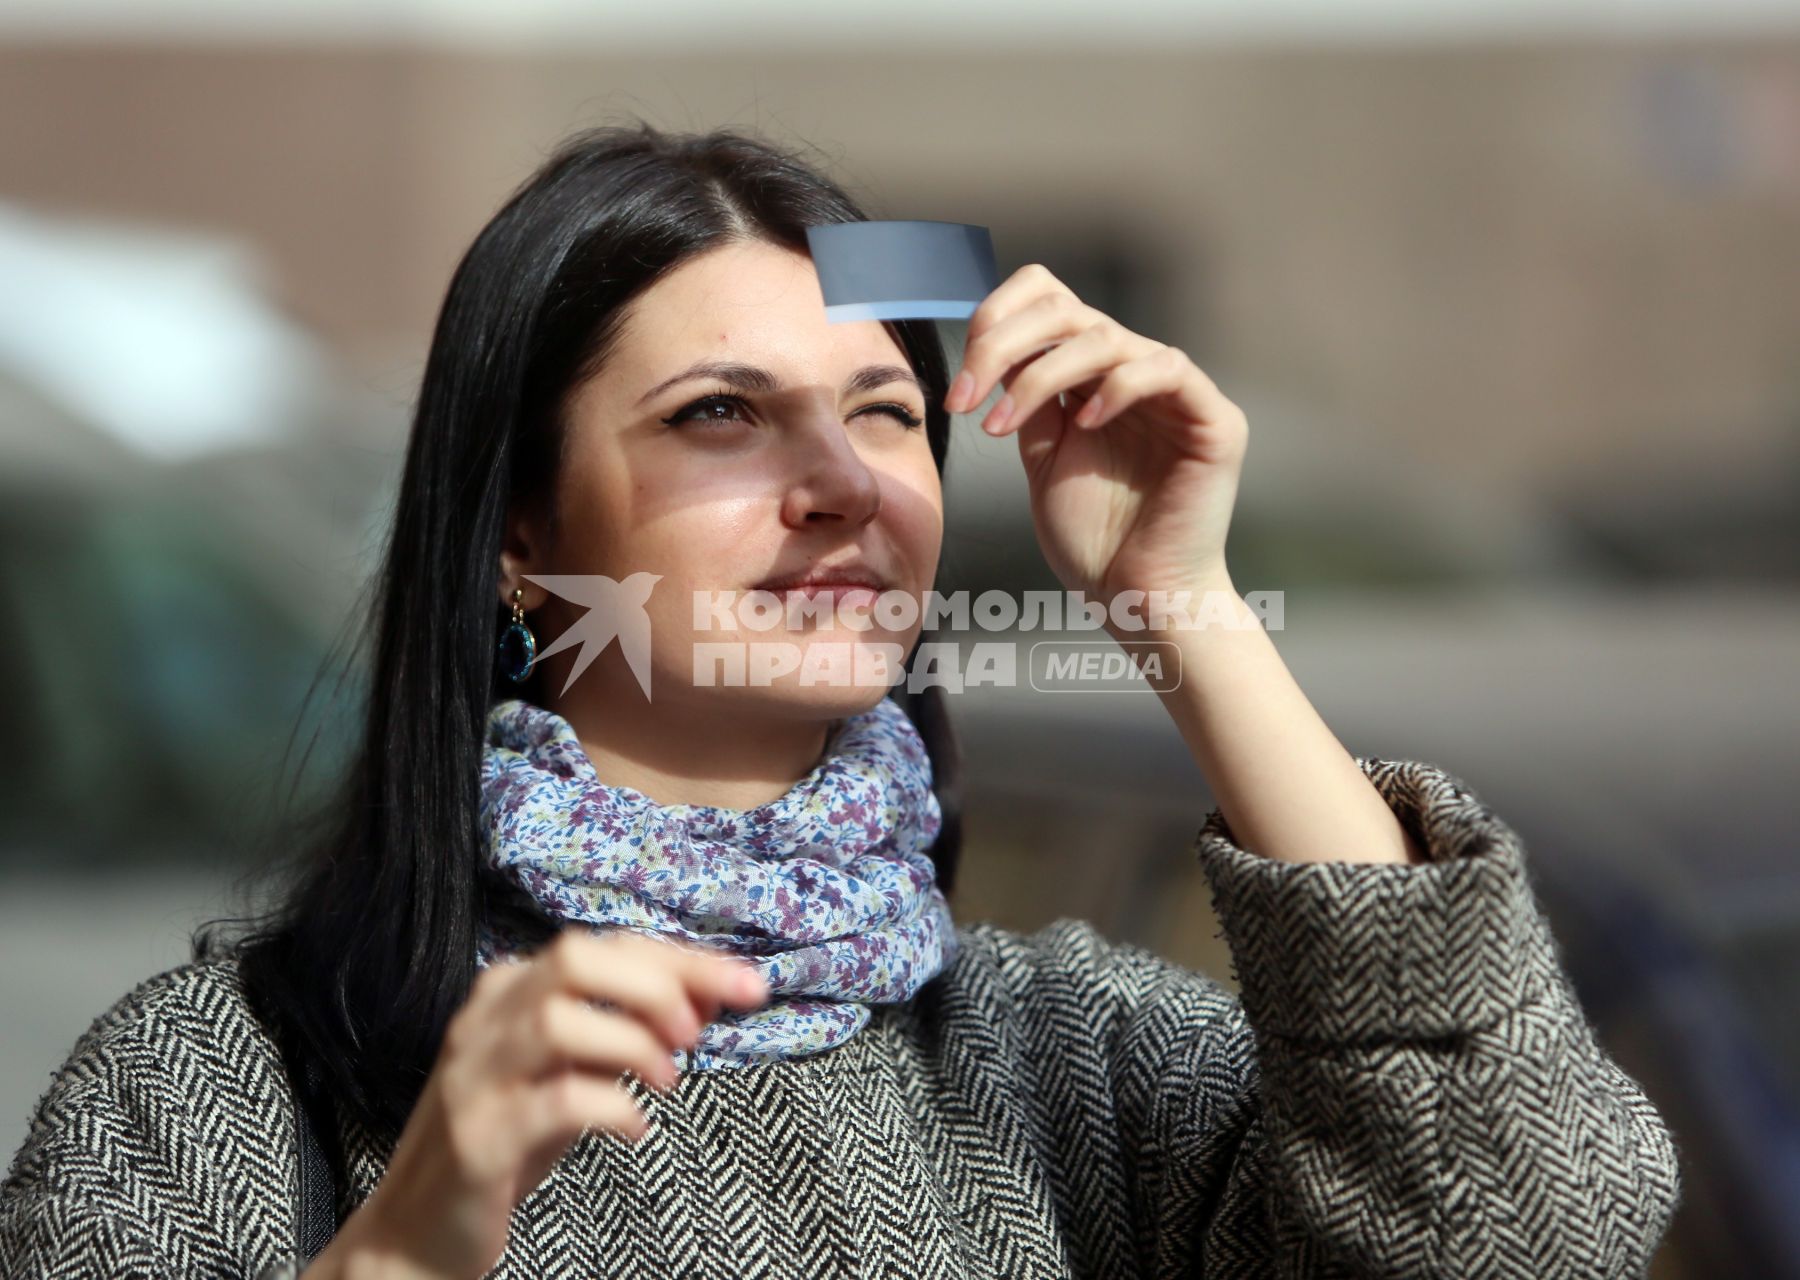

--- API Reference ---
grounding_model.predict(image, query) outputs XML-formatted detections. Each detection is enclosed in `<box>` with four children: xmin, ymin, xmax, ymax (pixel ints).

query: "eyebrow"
<box><xmin>635</xmin><ymin>360</ymin><xmax>928</xmax><ymax>408</ymax></box>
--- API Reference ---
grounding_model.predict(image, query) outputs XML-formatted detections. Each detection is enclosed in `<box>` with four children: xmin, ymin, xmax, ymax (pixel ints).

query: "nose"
<box><xmin>778</xmin><ymin>411</ymin><xmax>884</xmax><ymax>530</ymax></box>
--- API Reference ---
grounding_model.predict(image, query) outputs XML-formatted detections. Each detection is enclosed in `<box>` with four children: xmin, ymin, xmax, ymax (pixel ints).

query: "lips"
<box><xmin>754</xmin><ymin>564</ymin><xmax>888</xmax><ymax>593</ymax></box>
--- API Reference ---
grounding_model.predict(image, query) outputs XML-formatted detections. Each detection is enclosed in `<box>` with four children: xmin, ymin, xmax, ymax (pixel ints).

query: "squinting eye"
<box><xmin>869</xmin><ymin>402</ymin><xmax>926</xmax><ymax>429</ymax></box>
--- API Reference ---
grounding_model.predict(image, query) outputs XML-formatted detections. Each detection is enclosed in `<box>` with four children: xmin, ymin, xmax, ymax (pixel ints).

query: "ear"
<box><xmin>498</xmin><ymin>497</ymin><xmax>551</xmax><ymax>610</ymax></box>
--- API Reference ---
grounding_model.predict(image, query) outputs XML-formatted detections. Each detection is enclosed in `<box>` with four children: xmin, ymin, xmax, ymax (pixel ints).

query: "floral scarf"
<box><xmin>476</xmin><ymin>695</ymin><xmax>957</xmax><ymax>1071</ymax></box>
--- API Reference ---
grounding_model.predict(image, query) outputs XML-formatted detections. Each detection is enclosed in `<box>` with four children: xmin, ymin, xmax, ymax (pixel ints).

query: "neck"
<box><xmin>547</xmin><ymin>688</ymin><xmax>837</xmax><ymax>812</ymax></box>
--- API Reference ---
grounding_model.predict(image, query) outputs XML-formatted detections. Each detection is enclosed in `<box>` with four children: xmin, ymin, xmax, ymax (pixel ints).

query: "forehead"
<box><xmin>616</xmin><ymin>240</ymin><xmax>906</xmax><ymax>368</ymax></box>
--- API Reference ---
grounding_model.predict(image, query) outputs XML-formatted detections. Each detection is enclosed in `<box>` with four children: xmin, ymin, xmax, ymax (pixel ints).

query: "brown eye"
<box><xmin>662</xmin><ymin>394</ymin><xmax>752</xmax><ymax>428</ymax></box>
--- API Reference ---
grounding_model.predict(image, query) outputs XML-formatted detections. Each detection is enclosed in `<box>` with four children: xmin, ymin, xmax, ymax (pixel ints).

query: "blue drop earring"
<box><xmin>498</xmin><ymin>586</ymin><xmax>537</xmax><ymax>683</ymax></box>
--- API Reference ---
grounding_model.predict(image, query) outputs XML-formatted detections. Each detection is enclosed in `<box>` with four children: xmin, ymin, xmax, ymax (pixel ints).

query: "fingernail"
<box><xmin>738</xmin><ymin>969</ymin><xmax>768</xmax><ymax>1000</ymax></box>
<box><xmin>948</xmin><ymin>370</ymin><xmax>975</xmax><ymax>414</ymax></box>
<box><xmin>1075</xmin><ymin>394</ymin><xmax>1102</xmax><ymax>427</ymax></box>
<box><xmin>985</xmin><ymin>395</ymin><xmax>1014</xmax><ymax>435</ymax></box>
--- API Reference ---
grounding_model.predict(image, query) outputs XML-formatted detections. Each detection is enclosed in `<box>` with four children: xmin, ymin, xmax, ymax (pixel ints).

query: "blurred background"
<box><xmin>2</xmin><ymin>2</ymin><xmax>1797</xmax><ymax>1274</ymax></box>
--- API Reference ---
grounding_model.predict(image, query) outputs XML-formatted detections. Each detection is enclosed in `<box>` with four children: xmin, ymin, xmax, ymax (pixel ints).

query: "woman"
<box><xmin>0</xmin><ymin>121</ymin><xmax>1681</xmax><ymax>1279</ymax></box>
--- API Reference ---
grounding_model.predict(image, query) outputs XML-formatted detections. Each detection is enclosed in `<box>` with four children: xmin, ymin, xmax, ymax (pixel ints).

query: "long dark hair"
<box><xmin>204</xmin><ymin>120</ymin><xmax>963</xmax><ymax>1145</ymax></box>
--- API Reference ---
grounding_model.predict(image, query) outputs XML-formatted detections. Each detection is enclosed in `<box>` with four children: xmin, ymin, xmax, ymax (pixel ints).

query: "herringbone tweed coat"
<box><xmin>2</xmin><ymin>757</ymin><xmax>1682</xmax><ymax>1278</ymax></box>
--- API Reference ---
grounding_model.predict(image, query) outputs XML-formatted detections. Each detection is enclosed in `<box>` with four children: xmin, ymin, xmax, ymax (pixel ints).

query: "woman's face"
<box><xmin>511</xmin><ymin>238</ymin><xmax>944</xmax><ymax>722</ymax></box>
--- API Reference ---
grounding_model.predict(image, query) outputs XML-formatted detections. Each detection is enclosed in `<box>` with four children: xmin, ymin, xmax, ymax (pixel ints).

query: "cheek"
<box><xmin>563</xmin><ymin>464</ymin><xmax>764</xmax><ymax>578</ymax></box>
<box><xmin>640</xmin><ymin>497</ymin><xmax>762</xmax><ymax>579</ymax></box>
<box><xmin>633</xmin><ymin>500</ymin><xmax>764</xmax><ymax>625</ymax></box>
<box><xmin>882</xmin><ymin>459</ymin><xmax>945</xmax><ymax>561</ymax></box>
<box><xmin>547</xmin><ymin>450</ymin><xmax>632</xmax><ymax>570</ymax></box>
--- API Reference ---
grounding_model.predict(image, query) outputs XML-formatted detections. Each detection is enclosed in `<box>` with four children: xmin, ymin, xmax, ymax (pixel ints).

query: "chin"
<box><xmin>674</xmin><ymin>618</ymin><xmax>921</xmax><ymax>706</ymax></box>
<box><xmin>694</xmin><ymin>682</ymin><xmax>894</xmax><ymax>725</ymax></box>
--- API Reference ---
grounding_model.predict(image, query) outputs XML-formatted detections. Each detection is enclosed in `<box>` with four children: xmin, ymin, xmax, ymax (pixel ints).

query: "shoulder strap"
<box><xmin>294</xmin><ymin>1057</ymin><xmax>340</xmax><ymax>1261</ymax></box>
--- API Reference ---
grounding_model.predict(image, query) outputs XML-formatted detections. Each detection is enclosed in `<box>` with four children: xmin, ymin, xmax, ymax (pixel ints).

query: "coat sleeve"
<box><xmin>0</xmin><ymin>966</ymin><xmax>306</xmax><ymax>1279</ymax></box>
<box><xmin>1117</xmin><ymin>755</ymin><xmax>1684</xmax><ymax>1279</ymax></box>
<box><xmin>0</xmin><ymin>1064</ymin><xmax>166</xmax><ymax>1276</ymax></box>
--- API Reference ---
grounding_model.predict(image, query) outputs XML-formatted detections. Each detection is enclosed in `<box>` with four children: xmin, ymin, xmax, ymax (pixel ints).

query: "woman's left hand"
<box><xmin>946</xmin><ymin>264</ymin><xmax>1248</xmax><ymax>625</ymax></box>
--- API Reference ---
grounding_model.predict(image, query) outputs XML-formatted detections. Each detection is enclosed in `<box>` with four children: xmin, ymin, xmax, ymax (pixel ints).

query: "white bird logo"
<box><xmin>520</xmin><ymin>572</ymin><xmax>663</xmax><ymax>700</ymax></box>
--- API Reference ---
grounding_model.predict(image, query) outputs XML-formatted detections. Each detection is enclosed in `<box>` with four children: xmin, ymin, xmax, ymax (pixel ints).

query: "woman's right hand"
<box><xmin>307</xmin><ymin>926</ymin><xmax>770</xmax><ymax>1280</ymax></box>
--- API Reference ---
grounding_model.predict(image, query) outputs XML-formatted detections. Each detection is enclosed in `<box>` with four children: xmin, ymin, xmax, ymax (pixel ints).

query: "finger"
<box><xmin>964</xmin><ymin>262</ymin><xmax>1071</xmax><ymax>355</ymax></box>
<box><xmin>985</xmin><ymin>318</ymin><xmax>1160</xmax><ymax>438</ymax></box>
<box><xmin>605</xmin><ymin>929</ymin><xmax>773</xmax><ymax>1023</ymax></box>
<box><xmin>1069</xmin><ymin>345</ymin><xmax>1190</xmax><ymax>431</ymax></box>
<box><xmin>495</xmin><ymin>992</ymin><xmax>683</xmax><ymax>1093</ymax></box>
<box><xmin>1076</xmin><ymin>345</ymin><xmax>1246</xmax><ymax>438</ymax></box>
<box><xmin>950</xmin><ymin>287</ymin><xmax>1098</xmax><ymax>416</ymax></box>
<box><xmin>518</xmin><ymin>1070</ymin><xmax>651</xmax><ymax>1152</ymax></box>
<box><xmin>532</xmin><ymin>928</ymin><xmax>768</xmax><ymax>1054</ymax></box>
